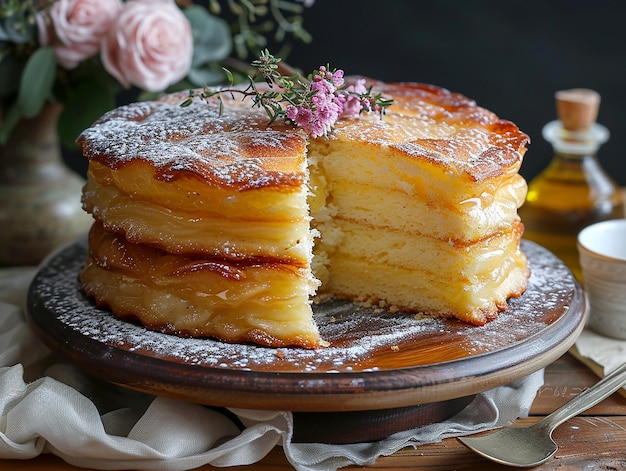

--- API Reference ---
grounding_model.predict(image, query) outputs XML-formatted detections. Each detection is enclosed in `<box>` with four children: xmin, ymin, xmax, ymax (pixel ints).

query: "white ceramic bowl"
<box><xmin>578</xmin><ymin>219</ymin><xmax>626</xmax><ymax>339</ymax></box>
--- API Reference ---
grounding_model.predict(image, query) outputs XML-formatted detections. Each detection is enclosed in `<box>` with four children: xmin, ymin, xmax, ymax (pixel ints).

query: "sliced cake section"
<box><xmin>77</xmin><ymin>80</ymin><xmax>530</xmax><ymax>348</ymax></box>
<box><xmin>309</xmin><ymin>82</ymin><xmax>529</xmax><ymax>324</ymax></box>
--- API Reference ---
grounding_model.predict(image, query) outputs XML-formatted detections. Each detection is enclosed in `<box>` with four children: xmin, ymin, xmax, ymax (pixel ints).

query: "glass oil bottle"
<box><xmin>519</xmin><ymin>88</ymin><xmax>625</xmax><ymax>281</ymax></box>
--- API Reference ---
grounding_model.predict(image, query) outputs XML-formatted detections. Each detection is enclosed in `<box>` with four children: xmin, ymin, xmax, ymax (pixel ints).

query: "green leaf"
<box><xmin>0</xmin><ymin>104</ymin><xmax>21</xmax><ymax>145</ymax></box>
<box><xmin>17</xmin><ymin>47</ymin><xmax>56</xmax><ymax>118</ymax></box>
<box><xmin>274</xmin><ymin>0</ymin><xmax>305</xmax><ymax>14</ymax></box>
<box><xmin>187</xmin><ymin>67</ymin><xmax>227</xmax><ymax>87</ymax></box>
<box><xmin>57</xmin><ymin>78</ymin><xmax>116</xmax><ymax>149</ymax></box>
<box><xmin>184</xmin><ymin>5</ymin><xmax>232</xmax><ymax>67</ymax></box>
<box><xmin>223</xmin><ymin>67</ymin><xmax>234</xmax><ymax>86</ymax></box>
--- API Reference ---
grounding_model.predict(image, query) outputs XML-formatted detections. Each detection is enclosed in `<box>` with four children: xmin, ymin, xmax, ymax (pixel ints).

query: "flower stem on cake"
<box><xmin>182</xmin><ymin>49</ymin><xmax>394</xmax><ymax>138</ymax></box>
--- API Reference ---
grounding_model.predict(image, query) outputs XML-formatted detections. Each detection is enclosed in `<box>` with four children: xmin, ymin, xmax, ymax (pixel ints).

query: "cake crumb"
<box><xmin>391</xmin><ymin>345</ymin><xmax>400</xmax><ymax>352</ymax></box>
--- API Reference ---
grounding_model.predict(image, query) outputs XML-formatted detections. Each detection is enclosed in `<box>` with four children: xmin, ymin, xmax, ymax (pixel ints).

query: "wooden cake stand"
<box><xmin>26</xmin><ymin>239</ymin><xmax>585</xmax><ymax>443</ymax></box>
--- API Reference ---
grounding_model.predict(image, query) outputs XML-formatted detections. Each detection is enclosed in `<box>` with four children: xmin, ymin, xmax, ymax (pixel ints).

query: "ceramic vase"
<box><xmin>0</xmin><ymin>103</ymin><xmax>92</xmax><ymax>266</ymax></box>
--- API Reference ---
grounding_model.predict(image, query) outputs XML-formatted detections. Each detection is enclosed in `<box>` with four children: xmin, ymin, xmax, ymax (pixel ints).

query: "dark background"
<box><xmin>65</xmin><ymin>0</ymin><xmax>626</xmax><ymax>186</ymax></box>
<box><xmin>286</xmin><ymin>0</ymin><xmax>626</xmax><ymax>186</ymax></box>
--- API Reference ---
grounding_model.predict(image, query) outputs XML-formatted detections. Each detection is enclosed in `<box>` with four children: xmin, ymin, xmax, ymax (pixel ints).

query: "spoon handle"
<box><xmin>537</xmin><ymin>361</ymin><xmax>626</xmax><ymax>433</ymax></box>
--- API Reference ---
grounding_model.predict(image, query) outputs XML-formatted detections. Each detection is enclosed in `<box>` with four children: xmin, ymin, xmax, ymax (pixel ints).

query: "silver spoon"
<box><xmin>458</xmin><ymin>361</ymin><xmax>626</xmax><ymax>467</ymax></box>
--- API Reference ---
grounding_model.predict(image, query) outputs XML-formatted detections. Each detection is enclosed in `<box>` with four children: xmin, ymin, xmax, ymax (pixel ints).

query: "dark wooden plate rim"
<box><xmin>26</xmin><ymin>239</ymin><xmax>586</xmax><ymax>411</ymax></box>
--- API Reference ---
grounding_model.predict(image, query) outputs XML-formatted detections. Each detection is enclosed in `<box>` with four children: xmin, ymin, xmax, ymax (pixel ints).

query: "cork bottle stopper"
<box><xmin>555</xmin><ymin>88</ymin><xmax>601</xmax><ymax>131</ymax></box>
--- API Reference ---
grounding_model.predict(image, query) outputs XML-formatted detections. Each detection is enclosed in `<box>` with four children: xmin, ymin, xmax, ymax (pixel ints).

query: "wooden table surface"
<box><xmin>3</xmin><ymin>352</ymin><xmax>626</xmax><ymax>471</ymax></box>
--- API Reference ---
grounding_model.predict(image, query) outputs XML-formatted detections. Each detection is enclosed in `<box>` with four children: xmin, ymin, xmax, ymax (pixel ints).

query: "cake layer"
<box><xmin>83</xmin><ymin>162</ymin><xmax>312</xmax><ymax>263</ymax></box>
<box><xmin>326</xmin><ymin>250</ymin><xmax>528</xmax><ymax>325</ymax></box>
<box><xmin>79</xmin><ymin>83</ymin><xmax>528</xmax><ymax>204</ymax></box>
<box><xmin>309</xmin><ymin>139</ymin><xmax>526</xmax><ymax>225</ymax></box>
<box><xmin>77</xmin><ymin>98</ymin><xmax>310</xmax><ymax>191</ymax></box>
<box><xmin>315</xmin><ymin>214</ymin><xmax>528</xmax><ymax>323</ymax></box>
<box><xmin>317</xmin><ymin>177</ymin><xmax>527</xmax><ymax>242</ymax></box>
<box><xmin>81</xmin><ymin>223</ymin><xmax>321</xmax><ymax>348</ymax></box>
<box><xmin>323</xmin><ymin>218</ymin><xmax>526</xmax><ymax>279</ymax></box>
<box><xmin>86</xmin><ymin>160</ymin><xmax>309</xmax><ymax>220</ymax></box>
<box><xmin>345</xmin><ymin>81</ymin><xmax>529</xmax><ymax>184</ymax></box>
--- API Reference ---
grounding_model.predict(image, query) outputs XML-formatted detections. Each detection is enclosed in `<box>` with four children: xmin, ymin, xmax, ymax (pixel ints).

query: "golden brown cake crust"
<box><xmin>336</xmin><ymin>81</ymin><xmax>530</xmax><ymax>183</ymax></box>
<box><xmin>77</xmin><ymin>95</ymin><xmax>308</xmax><ymax>191</ymax></box>
<box><xmin>77</xmin><ymin>81</ymin><xmax>529</xmax><ymax>189</ymax></box>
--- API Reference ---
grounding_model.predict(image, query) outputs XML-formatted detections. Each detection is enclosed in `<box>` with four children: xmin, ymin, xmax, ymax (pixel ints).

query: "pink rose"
<box><xmin>37</xmin><ymin>0</ymin><xmax>123</xmax><ymax>69</ymax></box>
<box><xmin>102</xmin><ymin>0</ymin><xmax>193</xmax><ymax>92</ymax></box>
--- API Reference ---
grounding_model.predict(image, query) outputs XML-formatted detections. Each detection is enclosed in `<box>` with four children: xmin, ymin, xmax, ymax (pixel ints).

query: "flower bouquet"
<box><xmin>0</xmin><ymin>0</ymin><xmax>312</xmax><ymax>147</ymax></box>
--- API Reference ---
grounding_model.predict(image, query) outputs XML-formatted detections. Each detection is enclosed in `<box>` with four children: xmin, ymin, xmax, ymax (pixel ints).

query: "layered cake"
<box><xmin>77</xmin><ymin>80</ymin><xmax>530</xmax><ymax>348</ymax></box>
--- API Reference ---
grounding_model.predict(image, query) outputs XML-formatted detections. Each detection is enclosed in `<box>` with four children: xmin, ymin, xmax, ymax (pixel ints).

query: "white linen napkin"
<box><xmin>0</xmin><ymin>266</ymin><xmax>544</xmax><ymax>471</ymax></box>
<box><xmin>570</xmin><ymin>328</ymin><xmax>626</xmax><ymax>397</ymax></box>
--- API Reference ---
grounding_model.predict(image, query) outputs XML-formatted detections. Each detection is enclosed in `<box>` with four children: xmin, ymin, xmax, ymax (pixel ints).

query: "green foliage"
<box><xmin>184</xmin><ymin>5</ymin><xmax>233</xmax><ymax>87</ymax></box>
<box><xmin>0</xmin><ymin>0</ymin><xmax>314</xmax><ymax>147</ymax></box>
<box><xmin>0</xmin><ymin>0</ymin><xmax>38</xmax><ymax>43</ymax></box>
<box><xmin>57</xmin><ymin>77</ymin><xmax>117</xmax><ymax>149</ymax></box>
<box><xmin>0</xmin><ymin>46</ymin><xmax>55</xmax><ymax>144</ymax></box>
<box><xmin>225</xmin><ymin>0</ymin><xmax>312</xmax><ymax>60</ymax></box>
<box><xmin>186</xmin><ymin>5</ymin><xmax>232</xmax><ymax>68</ymax></box>
<box><xmin>18</xmin><ymin>47</ymin><xmax>55</xmax><ymax>118</ymax></box>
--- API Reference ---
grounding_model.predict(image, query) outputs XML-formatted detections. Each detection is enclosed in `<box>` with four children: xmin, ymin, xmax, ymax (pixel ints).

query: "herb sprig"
<box><xmin>182</xmin><ymin>49</ymin><xmax>393</xmax><ymax>138</ymax></box>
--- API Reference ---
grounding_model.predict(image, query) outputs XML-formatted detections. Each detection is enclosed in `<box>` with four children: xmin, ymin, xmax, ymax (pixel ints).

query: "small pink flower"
<box><xmin>311</xmin><ymin>77</ymin><xmax>335</xmax><ymax>97</ymax></box>
<box><xmin>309</xmin><ymin>119</ymin><xmax>326</xmax><ymax>139</ymax></box>
<box><xmin>315</xmin><ymin>103</ymin><xmax>340</xmax><ymax>128</ymax></box>
<box><xmin>342</xmin><ymin>78</ymin><xmax>368</xmax><ymax>118</ymax></box>
<box><xmin>101</xmin><ymin>0</ymin><xmax>193</xmax><ymax>92</ymax></box>
<box><xmin>331</xmin><ymin>69</ymin><xmax>345</xmax><ymax>87</ymax></box>
<box><xmin>37</xmin><ymin>0</ymin><xmax>122</xmax><ymax>69</ymax></box>
<box><xmin>278</xmin><ymin>64</ymin><xmax>386</xmax><ymax>138</ymax></box>
<box><xmin>286</xmin><ymin>105</ymin><xmax>313</xmax><ymax>127</ymax></box>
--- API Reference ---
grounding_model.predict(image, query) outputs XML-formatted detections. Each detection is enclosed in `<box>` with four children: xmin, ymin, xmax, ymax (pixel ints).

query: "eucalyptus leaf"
<box><xmin>184</xmin><ymin>5</ymin><xmax>232</xmax><ymax>67</ymax></box>
<box><xmin>57</xmin><ymin>78</ymin><xmax>116</xmax><ymax>149</ymax></box>
<box><xmin>17</xmin><ymin>47</ymin><xmax>55</xmax><ymax>118</ymax></box>
<box><xmin>187</xmin><ymin>67</ymin><xmax>227</xmax><ymax>87</ymax></box>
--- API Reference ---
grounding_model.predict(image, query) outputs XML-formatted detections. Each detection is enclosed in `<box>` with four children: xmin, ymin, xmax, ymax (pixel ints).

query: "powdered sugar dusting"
<box><xmin>77</xmin><ymin>82</ymin><xmax>528</xmax><ymax>189</ymax></box>
<box><xmin>77</xmin><ymin>98</ymin><xmax>308</xmax><ymax>189</ymax></box>
<box><xmin>332</xmin><ymin>81</ymin><xmax>528</xmax><ymax>182</ymax></box>
<box><xmin>29</xmin><ymin>240</ymin><xmax>581</xmax><ymax>374</ymax></box>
